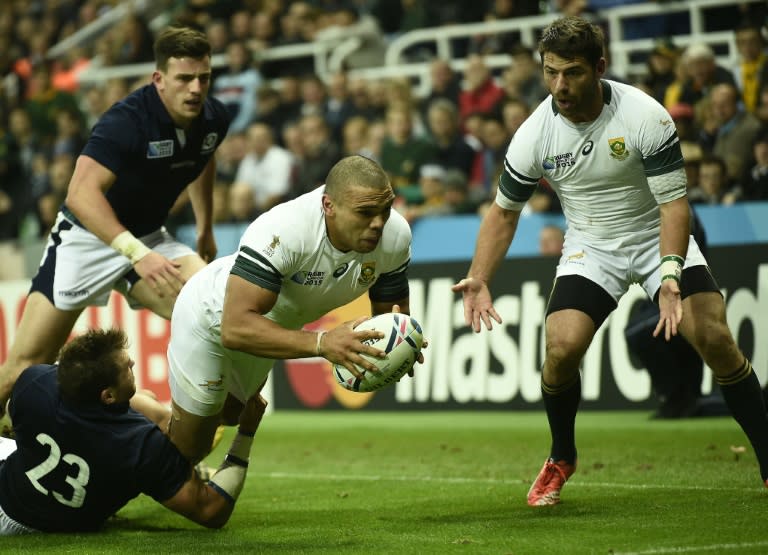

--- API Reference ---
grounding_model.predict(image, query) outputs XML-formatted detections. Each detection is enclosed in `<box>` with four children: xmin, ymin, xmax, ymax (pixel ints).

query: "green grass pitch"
<box><xmin>5</xmin><ymin>411</ymin><xmax>767</xmax><ymax>554</ymax></box>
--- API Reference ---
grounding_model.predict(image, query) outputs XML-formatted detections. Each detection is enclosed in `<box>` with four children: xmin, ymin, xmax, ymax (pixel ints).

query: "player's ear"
<box><xmin>100</xmin><ymin>387</ymin><xmax>117</xmax><ymax>405</ymax></box>
<box><xmin>595</xmin><ymin>57</ymin><xmax>606</xmax><ymax>78</ymax></box>
<box><xmin>151</xmin><ymin>70</ymin><xmax>163</xmax><ymax>88</ymax></box>
<box><xmin>322</xmin><ymin>194</ymin><xmax>334</xmax><ymax>216</ymax></box>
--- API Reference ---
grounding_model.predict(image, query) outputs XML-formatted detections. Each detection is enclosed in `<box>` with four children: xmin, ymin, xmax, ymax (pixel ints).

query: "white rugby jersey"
<box><xmin>196</xmin><ymin>186</ymin><xmax>411</xmax><ymax>331</ymax></box>
<box><xmin>498</xmin><ymin>80</ymin><xmax>686</xmax><ymax>242</ymax></box>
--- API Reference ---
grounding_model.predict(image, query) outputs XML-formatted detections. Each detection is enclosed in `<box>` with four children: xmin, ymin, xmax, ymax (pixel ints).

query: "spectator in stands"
<box><xmin>539</xmin><ymin>224</ymin><xmax>565</xmax><ymax>257</ymax></box>
<box><xmin>212</xmin><ymin>41</ymin><xmax>262</xmax><ymax>134</ymax></box>
<box><xmin>341</xmin><ymin>116</ymin><xmax>370</xmax><ymax>157</ymax></box>
<box><xmin>669</xmin><ymin>102</ymin><xmax>698</xmax><ymax>142</ymax></box>
<box><xmin>421</xmin><ymin>59</ymin><xmax>462</xmax><ymax>119</ymax></box>
<box><xmin>0</xmin><ymin>121</ymin><xmax>24</xmax><ymax>241</ymax></box>
<box><xmin>679</xmin><ymin>43</ymin><xmax>736</xmax><ymax>108</ymax></box>
<box><xmin>51</xmin><ymin>106</ymin><xmax>86</xmax><ymax>160</ymax></box>
<box><xmin>282</xmin><ymin>120</ymin><xmax>305</xmax><ymax>161</ymax></box>
<box><xmin>425</xmin><ymin>98</ymin><xmax>476</xmax><ymax>179</ymax></box>
<box><xmin>227</xmin><ymin>182</ymin><xmax>260</xmax><ymax>223</ymax></box>
<box><xmin>443</xmin><ymin>168</ymin><xmax>477</xmax><ymax>214</ymax></box>
<box><xmin>277</xmin><ymin>76</ymin><xmax>303</xmax><ymax>124</ymax></box>
<box><xmin>293</xmin><ymin>113</ymin><xmax>340</xmax><ymax>194</ymax></box>
<box><xmin>642</xmin><ymin>38</ymin><xmax>679</xmax><ymax>105</ymax></box>
<box><xmin>501</xmin><ymin>45</ymin><xmax>548</xmax><ymax>110</ymax></box>
<box><xmin>757</xmin><ymin>81</ymin><xmax>768</xmax><ymax>127</ymax></box>
<box><xmin>477</xmin><ymin>114</ymin><xmax>510</xmax><ymax>196</ymax></box>
<box><xmin>234</xmin><ymin>123</ymin><xmax>295</xmax><ymax>214</ymax></box>
<box><xmin>113</xmin><ymin>14</ymin><xmax>154</xmax><ymax>65</ymax></box>
<box><xmin>700</xmin><ymin>82</ymin><xmax>762</xmax><ymax>183</ymax></box>
<box><xmin>7</xmin><ymin>107</ymin><xmax>44</xmax><ymax>184</ymax></box>
<box><xmin>214</xmin><ymin>133</ymin><xmax>247</xmax><ymax>185</ymax></box>
<box><xmin>458</xmin><ymin>54</ymin><xmax>504</xmax><ymax>123</ymax></box>
<box><xmin>681</xmin><ymin>141</ymin><xmax>703</xmax><ymax>194</ymax></box>
<box><xmin>313</xmin><ymin>4</ymin><xmax>387</xmax><ymax>69</ymax></box>
<box><xmin>359</xmin><ymin>119</ymin><xmax>387</xmax><ymax>162</ymax></box>
<box><xmin>688</xmin><ymin>155</ymin><xmax>737</xmax><ymax>205</ymax></box>
<box><xmin>398</xmin><ymin>163</ymin><xmax>451</xmax><ymax>223</ymax></box>
<box><xmin>204</xmin><ymin>19</ymin><xmax>230</xmax><ymax>55</ymax></box>
<box><xmin>348</xmin><ymin>76</ymin><xmax>380</xmax><ymax>121</ymax></box>
<box><xmin>229</xmin><ymin>10</ymin><xmax>253</xmax><ymax>43</ymax></box>
<box><xmin>23</xmin><ymin>63</ymin><xmax>82</xmax><ymax>144</ymax></box>
<box><xmin>252</xmin><ymin>85</ymin><xmax>284</xmax><ymax>136</ymax></box>
<box><xmin>740</xmin><ymin>130</ymin><xmax>768</xmax><ymax>201</ymax></box>
<box><xmin>733</xmin><ymin>22</ymin><xmax>767</xmax><ymax>114</ymax></box>
<box><xmin>37</xmin><ymin>155</ymin><xmax>75</xmax><ymax>236</ymax></box>
<box><xmin>325</xmin><ymin>71</ymin><xmax>357</xmax><ymax>143</ymax></box>
<box><xmin>500</xmin><ymin>98</ymin><xmax>531</xmax><ymax>140</ymax></box>
<box><xmin>298</xmin><ymin>74</ymin><xmax>327</xmax><ymax>118</ymax></box>
<box><xmin>249</xmin><ymin>10</ymin><xmax>278</xmax><ymax>53</ymax></box>
<box><xmin>380</xmin><ymin>103</ymin><xmax>437</xmax><ymax>189</ymax></box>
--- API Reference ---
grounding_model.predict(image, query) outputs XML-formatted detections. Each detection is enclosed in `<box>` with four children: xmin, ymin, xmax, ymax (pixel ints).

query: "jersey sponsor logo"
<box><xmin>263</xmin><ymin>235</ymin><xmax>280</xmax><ymax>257</ymax></box>
<box><xmin>357</xmin><ymin>261</ymin><xmax>376</xmax><ymax>286</ymax></box>
<box><xmin>290</xmin><ymin>270</ymin><xmax>326</xmax><ymax>286</ymax></box>
<box><xmin>58</xmin><ymin>288</ymin><xmax>90</xmax><ymax>298</ymax></box>
<box><xmin>543</xmin><ymin>152</ymin><xmax>575</xmax><ymax>170</ymax></box>
<box><xmin>608</xmin><ymin>137</ymin><xmax>630</xmax><ymax>160</ymax></box>
<box><xmin>581</xmin><ymin>141</ymin><xmax>594</xmax><ymax>156</ymax></box>
<box><xmin>146</xmin><ymin>140</ymin><xmax>174</xmax><ymax>158</ymax></box>
<box><xmin>201</xmin><ymin>132</ymin><xmax>218</xmax><ymax>154</ymax></box>
<box><xmin>333</xmin><ymin>263</ymin><xmax>349</xmax><ymax>278</ymax></box>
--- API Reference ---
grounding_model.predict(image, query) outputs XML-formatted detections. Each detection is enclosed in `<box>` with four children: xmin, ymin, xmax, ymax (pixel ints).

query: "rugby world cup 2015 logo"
<box><xmin>608</xmin><ymin>137</ymin><xmax>630</xmax><ymax>160</ymax></box>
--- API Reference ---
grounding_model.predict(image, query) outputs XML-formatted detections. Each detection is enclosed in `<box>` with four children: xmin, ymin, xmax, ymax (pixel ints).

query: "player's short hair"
<box><xmin>538</xmin><ymin>16</ymin><xmax>605</xmax><ymax>67</ymax></box>
<box><xmin>325</xmin><ymin>155</ymin><xmax>390</xmax><ymax>199</ymax></box>
<box><xmin>57</xmin><ymin>329</ymin><xmax>128</xmax><ymax>406</ymax></box>
<box><xmin>154</xmin><ymin>26</ymin><xmax>211</xmax><ymax>72</ymax></box>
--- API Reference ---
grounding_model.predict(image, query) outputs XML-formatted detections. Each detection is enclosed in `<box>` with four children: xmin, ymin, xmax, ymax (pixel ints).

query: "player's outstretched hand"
<box><xmin>318</xmin><ymin>317</ymin><xmax>386</xmax><ymax>379</ymax></box>
<box><xmin>452</xmin><ymin>277</ymin><xmax>502</xmax><ymax>333</ymax></box>
<box><xmin>653</xmin><ymin>279</ymin><xmax>683</xmax><ymax>341</ymax></box>
<box><xmin>237</xmin><ymin>393</ymin><xmax>268</xmax><ymax>436</ymax></box>
<box><xmin>134</xmin><ymin>252</ymin><xmax>185</xmax><ymax>298</ymax></box>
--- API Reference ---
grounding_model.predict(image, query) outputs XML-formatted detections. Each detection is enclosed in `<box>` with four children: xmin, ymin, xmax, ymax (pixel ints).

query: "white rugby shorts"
<box><xmin>555</xmin><ymin>227</ymin><xmax>708</xmax><ymax>302</ymax></box>
<box><xmin>32</xmin><ymin>211</ymin><xmax>195</xmax><ymax>310</ymax></box>
<box><xmin>167</xmin><ymin>270</ymin><xmax>273</xmax><ymax>417</ymax></box>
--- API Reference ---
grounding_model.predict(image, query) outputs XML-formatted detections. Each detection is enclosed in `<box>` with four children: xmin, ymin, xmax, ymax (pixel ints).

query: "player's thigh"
<box><xmin>167</xmin><ymin>400</ymin><xmax>222</xmax><ymax>464</ymax></box>
<box><xmin>128</xmin><ymin>253</ymin><xmax>207</xmax><ymax>319</ymax></box>
<box><xmin>3</xmin><ymin>292</ymin><xmax>82</xmax><ymax>368</ymax></box>
<box><xmin>680</xmin><ymin>291</ymin><xmax>742</xmax><ymax>372</ymax></box>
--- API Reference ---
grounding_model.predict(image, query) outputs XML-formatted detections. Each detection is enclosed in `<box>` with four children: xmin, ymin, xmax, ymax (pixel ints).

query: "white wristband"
<box><xmin>660</xmin><ymin>254</ymin><xmax>684</xmax><ymax>284</ymax></box>
<box><xmin>316</xmin><ymin>331</ymin><xmax>326</xmax><ymax>356</ymax></box>
<box><xmin>110</xmin><ymin>230</ymin><xmax>152</xmax><ymax>265</ymax></box>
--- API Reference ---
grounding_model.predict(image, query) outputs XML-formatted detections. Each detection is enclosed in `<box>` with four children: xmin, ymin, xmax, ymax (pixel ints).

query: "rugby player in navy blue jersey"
<box><xmin>0</xmin><ymin>26</ymin><xmax>230</xmax><ymax>410</ymax></box>
<box><xmin>0</xmin><ymin>329</ymin><xmax>265</xmax><ymax>534</ymax></box>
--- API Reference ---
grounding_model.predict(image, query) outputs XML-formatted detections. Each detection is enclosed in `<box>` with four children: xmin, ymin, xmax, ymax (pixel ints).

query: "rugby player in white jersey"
<box><xmin>166</xmin><ymin>155</ymin><xmax>419</xmax><ymax>463</ymax></box>
<box><xmin>453</xmin><ymin>16</ymin><xmax>768</xmax><ymax>506</ymax></box>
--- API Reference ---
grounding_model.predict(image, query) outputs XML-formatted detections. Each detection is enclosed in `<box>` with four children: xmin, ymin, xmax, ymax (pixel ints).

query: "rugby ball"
<box><xmin>333</xmin><ymin>312</ymin><xmax>423</xmax><ymax>393</ymax></box>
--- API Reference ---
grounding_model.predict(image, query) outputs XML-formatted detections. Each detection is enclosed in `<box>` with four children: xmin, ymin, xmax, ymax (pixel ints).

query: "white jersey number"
<box><xmin>24</xmin><ymin>433</ymin><xmax>90</xmax><ymax>508</ymax></box>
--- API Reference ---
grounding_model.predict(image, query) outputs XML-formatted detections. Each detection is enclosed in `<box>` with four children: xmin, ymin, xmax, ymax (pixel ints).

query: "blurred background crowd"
<box><xmin>1</xmin><ymin>0</ymin><xmax>767</xmax><ymax>258</ymax></box>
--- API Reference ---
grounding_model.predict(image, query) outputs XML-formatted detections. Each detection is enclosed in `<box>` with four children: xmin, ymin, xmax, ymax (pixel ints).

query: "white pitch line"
<box><xmin>614</xmin><ymin>541</ymin><xmax>768</xmax><ymax>555</ymax></box>
<box><xmin>252</xmin><ymin>471</ymin><xmax>760</xmax><ymax>492</ymax></box>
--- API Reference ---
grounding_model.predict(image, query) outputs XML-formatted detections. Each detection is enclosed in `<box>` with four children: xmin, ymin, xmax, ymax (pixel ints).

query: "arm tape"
<box><xmin>208</xmin><ymin>431</ymin><xmax>254</xmax><ymax>504</ymax></box>
<box><xmin>647</xmin><ymin>168</ymin><xmax>687</xmax><ymax>204</ymax></box>
<box><xmin>110</xmin><ymin>230</ymin><xmax>151</xmax><ymax>264</ymax></box>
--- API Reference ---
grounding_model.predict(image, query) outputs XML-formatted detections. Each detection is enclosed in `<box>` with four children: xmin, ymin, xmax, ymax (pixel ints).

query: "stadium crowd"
<box><xmin>0</xmin><ymin>0</ymin><xmax>767</xmax><ymax>256</ymax></box>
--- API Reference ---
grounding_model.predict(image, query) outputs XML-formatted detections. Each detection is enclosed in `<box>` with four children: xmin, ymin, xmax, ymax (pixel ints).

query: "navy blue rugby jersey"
<box><xmin>0</xmin><ymin>365</ymin><xmax>190</xmax><ymax>532</ymax></box>
<box><xmin>75</xmin><ymin>84</ymin><xmax>229</xmax><ymax>236</ymax></box>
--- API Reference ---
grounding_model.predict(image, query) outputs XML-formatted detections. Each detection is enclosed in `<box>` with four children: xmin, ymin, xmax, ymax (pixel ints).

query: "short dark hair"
<box><xmin>57</xmin><ymin>329</ymin><xmax>128</xmax><ymax>406</ymax></box>
<box><xmin>538</xmin><ymin>16</ymin><xmax>605</xmax><ymax>67</ymax></box>
<box><xmin>325</xmin><ymin>155</ymin><xmax>390</xmax><ymax>199</ymax></box>
<box><xmin>154</xmin><ymin>26</ymin><xmax>211</xmax><ymax>72</ymax></box>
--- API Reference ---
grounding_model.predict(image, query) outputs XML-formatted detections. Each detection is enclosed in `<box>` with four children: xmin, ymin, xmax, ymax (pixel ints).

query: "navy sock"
<box><xmin>717</xmin><ymin>359</ymin><xmax>768</xmax><ymax>481</ymax></box>
<box><xmin>542</xmin><ymin>372</ymin><xmax>581</xmax><ymax>465</ymax></box>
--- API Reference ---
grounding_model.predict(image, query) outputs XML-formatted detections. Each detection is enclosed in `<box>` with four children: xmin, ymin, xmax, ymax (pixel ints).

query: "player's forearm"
<box><xmin>658</xmin><ymin>197</ymin><xmax>690</xmax><ymax>259</ymax></box>
<box><xmin>467</xmin><ymin>203</ymin><xmax>519</xmax><ymax>283</ymax></box>
<box><xmin>188</xmin><ymin>158</ymin><xmax>215</xmax><ymax>234</ymax></box>
<box><xmin>221</xmin><ymin>313</ymin><xmax>320</xmax><ymax>359</ymax></box>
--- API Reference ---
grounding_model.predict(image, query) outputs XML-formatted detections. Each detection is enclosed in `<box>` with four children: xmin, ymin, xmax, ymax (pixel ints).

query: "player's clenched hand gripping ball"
<box><xmin>333</xmin><ymin>312</ymin><xmax>423</xmax><ymax>392</ymax></box>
